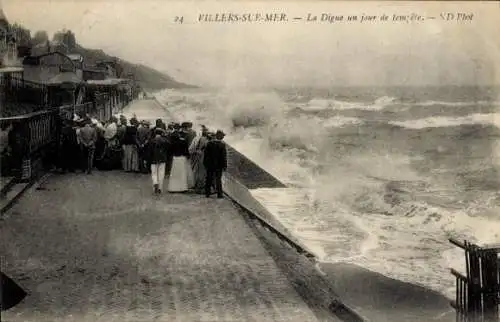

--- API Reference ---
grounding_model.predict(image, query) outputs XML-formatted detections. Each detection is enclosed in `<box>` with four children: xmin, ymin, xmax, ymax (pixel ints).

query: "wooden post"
<box><xmin>18</xmin><ymin>120</ymin><xmax>32</xmax><ymax>182</ymax></box>
<box><xmin>467</xmin><ymin>242</ymin><xmax>482</xmax><ymax>320</ymax></box>
<box><xmin>481</xmin><ymin>250</ymin><xmax>499</xmax><ymax>321</ymax></box>
<box><xmin>106</xmin><ymin>93</ymin><xmax>111</xmax><ymax>118</ymax></box>
<box><xmin>450</xmin><ymin>238</ymin><xmax>500</xmax><ymax>322</ymax></box>
<box><xmin>99</xmin><ymin>95</ymin><xmax>104</xmax><ymax>121</ymax></box>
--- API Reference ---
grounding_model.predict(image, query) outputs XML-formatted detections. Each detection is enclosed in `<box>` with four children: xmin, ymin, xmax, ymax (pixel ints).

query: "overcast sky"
<box><xmin>2</xmin><ymin>0</ymin><xmax>500</xmax><ymax>87</ymax></box>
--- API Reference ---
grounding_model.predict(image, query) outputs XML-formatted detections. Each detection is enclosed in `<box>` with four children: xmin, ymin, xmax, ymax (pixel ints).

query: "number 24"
<box><xmin>174</xmin><ymin>16</ymin><xmax>184</xmax><ymax>24</ymax></box>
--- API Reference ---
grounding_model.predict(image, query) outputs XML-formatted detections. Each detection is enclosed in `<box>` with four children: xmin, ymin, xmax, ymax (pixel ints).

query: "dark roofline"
<box><xmin>96</xmin><ymin>60</ymin><xmax>117</xmax><ymax>65</ymax></box>
<box><xmin>22</xmin><ymin>51</ymin><xmax>76</xmax><ymax>69</ymax></box>
<box><xmin>83</xmin><ymin>67</ymin><xmax>106</xmax><ymax>73</ymax></box>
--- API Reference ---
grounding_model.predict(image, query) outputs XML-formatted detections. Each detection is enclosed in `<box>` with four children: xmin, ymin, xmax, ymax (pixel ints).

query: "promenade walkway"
<box><xmin>0</xmin><ymin>171</ymin><xmax>319</xmax><ymax>321</ymax></box>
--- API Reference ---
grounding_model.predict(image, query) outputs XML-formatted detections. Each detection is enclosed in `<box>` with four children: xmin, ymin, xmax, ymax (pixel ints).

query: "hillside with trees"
<box><xmin>9</xmin><ymin>24</ymin><xmax>194</xmax><ymax>90</ymax></box>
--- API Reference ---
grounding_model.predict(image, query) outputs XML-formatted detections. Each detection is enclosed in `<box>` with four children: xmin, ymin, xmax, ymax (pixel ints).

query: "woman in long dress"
<box><xmin>188</xmin><ymin>128</ymin><xmax>209</xmax><ymax>194</ymax></box>
<box><xmin>99</xmin><ymin>117</ymin><xmax>122</xmax><ymax>170</ymax></box>
<box><xmin>167</xmin><ymin>132</ymin><xmax>190</xmax><ymax>192</ymax></box>
<box><xmin>121</xmin><ymin>118</ymin><xmax>139</xmax><ymax>172</ymax></box>
<box><xmin>180</xmin><ymin>129</ymin><xmax>195</xmax><ymax>188</ymax></box>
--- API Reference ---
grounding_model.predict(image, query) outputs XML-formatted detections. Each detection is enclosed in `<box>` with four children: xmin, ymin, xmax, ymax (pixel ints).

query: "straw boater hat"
<box><xmin>73</xmin><ymin>114</ymin><xmax>82</xmax><ymax>122</ymax></box>
<box><xmin>91</xmin><ymin>118</ymin><xmax>105</xmax><ymax>130</ymax></box>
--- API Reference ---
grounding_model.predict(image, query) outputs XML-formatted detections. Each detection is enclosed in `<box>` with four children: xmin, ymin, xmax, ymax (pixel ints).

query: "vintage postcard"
<box><xmin>0</xmin><ymin>1</ymin><xmax>499</xmax><ymax>321</ymax></box>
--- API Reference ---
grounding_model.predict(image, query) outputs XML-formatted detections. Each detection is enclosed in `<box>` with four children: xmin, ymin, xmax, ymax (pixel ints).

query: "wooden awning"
<box><xmin>86</xmin><ymin>78</ymin><xmax>129</xmax><ymax>86</ymax></box>
<box><xmin>46</xmin><ymin>72</ymin><xmax>82</xmax><ymax>85</ymax></box>
<box><xmin>0</xmin><ymin>67</ymin><xmax>23</xmax><ymax>74</ymax></box>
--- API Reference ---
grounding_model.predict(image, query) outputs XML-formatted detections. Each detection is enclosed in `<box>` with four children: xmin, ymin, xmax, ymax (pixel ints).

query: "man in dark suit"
<box><xmin>203</xmin><ymin>130</ymin><xmax>227</xmax><ymax>198</ymax></box>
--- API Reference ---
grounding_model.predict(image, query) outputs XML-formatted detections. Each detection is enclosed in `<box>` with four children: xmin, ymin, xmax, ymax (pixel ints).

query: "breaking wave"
<box><xmin>414</xmin><ymin>100</ymin><xmax>500</xmax><ymax>107</ymax></box>
<box><xmin>153</xmin><ymin>87</ymin><xmax>500</xmax><ymax>299</ymax></box>
<box><xmin>300</xmin><ymin>95</ymin><xmax>397</xmax><ymax>112</ymax></box>
<box><xmin>389</xmin><ymin>113</ymin><xmax>500</xmax><ymax>129</ymax></box>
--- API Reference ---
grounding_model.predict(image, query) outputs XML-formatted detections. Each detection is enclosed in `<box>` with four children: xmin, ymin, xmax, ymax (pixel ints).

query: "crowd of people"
<box><xmin>57</xmin><ymin>114</ymin><xmax>228</xmax><ymax>198</ymax></box>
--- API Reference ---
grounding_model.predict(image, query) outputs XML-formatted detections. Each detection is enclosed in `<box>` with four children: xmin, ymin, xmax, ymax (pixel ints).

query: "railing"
<box><xmin>27</xmin><ymin>111</ymin><xmax>59</xmax><ymax>154</ymax></box>
<box><xmin>449</xmin><ymin>238</ymin><xmax>499</xmax><ymax>322</ymax></box>
<box><xmin>453</xmin><ymin>268</ymin><xmax>469</xmax><ymax>318</ymax></box>
<box><xmin>1</xmin><ymin>77</ymin><xmax>134</xmax><ymax>177</ymax></box>
<box><xmin>0</xmin><ymin>109</ymin><xmax>59</xmax><ymax>180</ymax></box>
<box><xmin>0</xmin><ymin>95</ymin><xmax>126</xmax><ymax>181</ymax></box>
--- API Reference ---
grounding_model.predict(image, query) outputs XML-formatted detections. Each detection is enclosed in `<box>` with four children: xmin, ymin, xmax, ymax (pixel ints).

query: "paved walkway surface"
<box><xmin>0</xmin><ymin>172</ymin><xmax>318</xmax><ymax>322</ymax></box>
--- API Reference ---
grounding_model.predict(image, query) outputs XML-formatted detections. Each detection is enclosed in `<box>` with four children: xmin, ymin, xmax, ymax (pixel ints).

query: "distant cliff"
<box><xmin>73</xmin><ymin>45</ymin><xmax>196</xmax><ymax>91</ymax></box>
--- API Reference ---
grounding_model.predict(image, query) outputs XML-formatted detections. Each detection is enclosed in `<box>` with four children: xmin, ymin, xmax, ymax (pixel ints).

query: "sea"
<box><xmin>153</xmin><ymin>85</ymin><xmax>500</xmax><ymax>299</ymax></box>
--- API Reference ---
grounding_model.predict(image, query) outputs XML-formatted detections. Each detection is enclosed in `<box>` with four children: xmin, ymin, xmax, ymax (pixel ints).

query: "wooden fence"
<box><xmin>449</xmin><ymin>238</ymin><xmax>499</xmax><ymax>322</ymax></box>
<box><xmin>0</xmin><ymin>109</ymin><xmax>59</xmax><ymax>180</ymax></box>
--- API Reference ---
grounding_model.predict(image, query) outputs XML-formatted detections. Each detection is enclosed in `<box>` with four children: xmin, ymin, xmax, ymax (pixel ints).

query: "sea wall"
<box><xmin>221</xmin><ymin>150</ymin><xmax>455</xmax><ymax>322</ymax></box>
<box><xmin>222</xmin><ymin>172</ymin><xmax>366</xmax><ymax>322</ymax></box>
<box><xmin>222</xmin><ymin>173</ymin><xmax>313</xmax><ymax>257</ymax></box>
<box><xmin>225</xmin><ymin>145</ymin><xmax>286</xmax><ymax>189</ymax></box>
